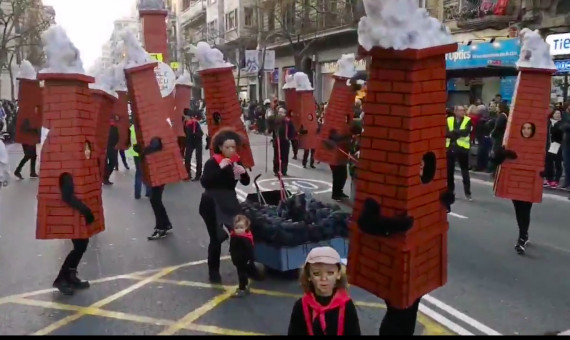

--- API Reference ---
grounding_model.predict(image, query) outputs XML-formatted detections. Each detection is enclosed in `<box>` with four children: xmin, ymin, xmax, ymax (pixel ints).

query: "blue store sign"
<box><xmin>555</xmin><ymin>60</ymin><xmax>570</xmax><ymax>74</ymax></box>
<box><xmin>446</xmin><ymin>38</ymin><xmax>521</xmax><ymax>70</ymax></box>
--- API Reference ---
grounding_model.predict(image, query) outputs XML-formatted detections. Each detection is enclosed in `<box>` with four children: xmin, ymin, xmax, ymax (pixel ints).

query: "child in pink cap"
<box><xmin>287</xmin><ymin>246</ymin><xmax>361</xmax><ymax>335</ymax></box>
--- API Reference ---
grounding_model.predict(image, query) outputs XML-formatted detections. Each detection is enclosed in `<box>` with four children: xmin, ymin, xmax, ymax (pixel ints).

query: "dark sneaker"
<box><xmin>208</xmin><ymin>271</ymin><xmax>222</xmax><ymax>284</ymax></box>
<box><xmin>14</xmin><ymin>172</ymin><xmax>23</xmax><ymax>180</ymax></box>
<box><xmin>68</xmin><ymin>269</ymin><xmax>90</xmax><ymax>289</ymax></box>
<box><xmin>466</xmin><ymin>195</ymin><xmax>473</xmax><ymax>202</ymax></box>
<box><xmin>30</xmin><ymin>173</ymin><xmax>38</xmax><ymax>178</ymax></box>
<box><xmin>147</xmin><ymin>229</ymin><xmax>168</xmax><ymax>240</ymax></box>
<box><xmin>165</xmin><ymin>224</ymin><xmax>173</xmax><ymax>233</ymax></box>
<box><xmin>192</xmin><ymin>176</ymin><xmax>201</xmax><ymax>182</ymax></box>
<box><xmin>339</xmin><ymin>193</ymin><xmax>349</xmax><ymax>199</ymax></box>
<box><xmin>515</xmin><ymin>238</ymin><xmax>529</xmax><ymax>255</ymax></box>
<box><xmin>52</xmin><ymin>279</ymin><xmax>75</xmax><ymax>295</ymax></box>
<box><xmin>232</xmin><ymin>287</ymin><xmax>250</xmax><ymax>298</ymax></box>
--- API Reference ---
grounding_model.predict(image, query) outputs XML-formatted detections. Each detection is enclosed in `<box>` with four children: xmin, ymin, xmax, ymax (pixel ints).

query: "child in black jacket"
<box><xmin>230</xmin><ymin>215</ymin><xmax>260</xmax><ymax>297</ymax></box>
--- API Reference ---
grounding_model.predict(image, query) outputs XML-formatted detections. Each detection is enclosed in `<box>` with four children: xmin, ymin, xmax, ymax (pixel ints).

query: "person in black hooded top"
<box><xmin>199</xmin><ymin>128</ymin><xmax>250</xmax><ymax>283</ymax></box>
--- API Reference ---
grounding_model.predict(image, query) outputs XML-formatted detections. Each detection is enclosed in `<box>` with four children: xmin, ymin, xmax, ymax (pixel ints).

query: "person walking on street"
<box><xmin>183</xmin><ymin>108</ymin><xmax>204</xmax><ymax>181</ymax></box>
<box><xmin>127</xmin><ymin>124</ymin><xmax>150</xmax><ymax>199</ymax></box>
<box><xmin>544</xmin><ymin>109</ymin><xmax>564</xmax><ymax>188</ymax></box>
<box><xmin>446</xmin><ymin>105</ymin><xmax>473</xmax><ymax>201</ymax></box>
<box><xmin>103</xmin><ymin>115</ymin><xmax>120</xmax><ymax>185</ymax></box>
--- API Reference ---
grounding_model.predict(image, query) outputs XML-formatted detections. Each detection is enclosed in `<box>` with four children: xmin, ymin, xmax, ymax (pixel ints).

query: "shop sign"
<box><xmin>546</xmin><ymin>33</ymin><xmax>570</xmax><ymax>56</ymax></box>
<box><xmin>445</xmin><ymin>38</ymin><xmax>520</xmax><ymax>70</ymax></box>
<box><xmin>554</xmin><ymin>59</ymin><xmax>570</xmax><ymax>74</ymax></box>
<box><xmin>271</xmin><ymin>68</ymin><xmax>279</xmax><ymax>84</ymax></box>
<box><xmin>320</xmin><ymin>59</ymin><xmax>367</xmax><ymax>74</ymax></box>
<box><xmin>149</xmin><ymin>53</ymin><xmax>164</xmax><ymax>62</ymax></box>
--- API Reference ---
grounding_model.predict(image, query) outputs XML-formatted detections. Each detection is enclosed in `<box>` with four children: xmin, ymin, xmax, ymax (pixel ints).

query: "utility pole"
<box><xmin>256</xmin><ymin>0</ymin><xmax>264</xmax><ymax>102</ymax></box>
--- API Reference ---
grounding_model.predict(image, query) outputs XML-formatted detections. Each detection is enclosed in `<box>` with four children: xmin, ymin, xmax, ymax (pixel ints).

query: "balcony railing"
<box><xmin>179</xmin><ymin>0</ymin><xmax>206</xmax><ymax>26</ymax></box>
<box><xmin>444</xmin><ymin>0</ymin><xmax>520</xmax><ymax>30</ymax></box>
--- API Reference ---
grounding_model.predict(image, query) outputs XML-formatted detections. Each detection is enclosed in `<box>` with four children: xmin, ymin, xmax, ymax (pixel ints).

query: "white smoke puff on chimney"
<box><xmin>120</xmin><ymin>29</ymin><xmax>152</xmax><ymax>68</ymax></box>
<box><xmin>282</xmin><ymin>74</ymin><xmax>297</xmax><ymax>90</ymax></box>
<box><xmin>517</xmin><ymin>28</ymin><xmax>556</xmax><ymax>70</ymax></box>
<box><xmin>193</xmin><ymin>41</ymin><xmax>233</xmax><ymax>71</ymax></box>
<box><xmin>175</xmin><ymin>69</ymin><xmax>193</xmax><ymax>86</ymax></box>
<box><xmin>39</xmin><ymin>25</ymin><xmax>85</xmax><ymax>74</ymax></box>
<box><xmin>17</xmin><ymin>60</ymin><xmax>37</xmax><ymax>80</ymax></box>
<box><xmin>334</xmin><ymin>54</ymin><xmax>357</xmax><ymax>79</ymax></box>
<box><xmin>294</xmin><ymin>72</ymin><xmax>313</xmax><ymax>91</ymax></box>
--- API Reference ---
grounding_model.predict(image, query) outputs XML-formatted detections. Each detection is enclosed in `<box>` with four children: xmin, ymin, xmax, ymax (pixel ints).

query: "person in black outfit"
<box><xmin>114</xmin><ymin>149</ymin><xmax>130</xmax><ymax>171</ymax></box>
<box><xmin>488</xmin><ymin>103</ymin><xmax>509</xmax><ymax>175</ymax></box>
<box><xmin>544</xmin><ymin>110</ymin><xmax>564</xmax><ymax>187</ymax></box>
<box><xmin>52</xmin><ymin>142</ymin><xmax>95</xmax><ymax>295</ymax></box>
<box><xmin>229</xmin><ymin>215</ymin><xmax>262</xmax><ymax>297</ymax></box>
<box><xmin>104</xmin><ymin>115</ymin><xmax>120</xmax><ymax>185</ymax></box>
<box><xmin>14</xmin><ymin>106</ymin><xmax>41</xmax><ymax>179</ymax></box>
<box><xmin>199</xmin><ymin>128</ymin><xmax>250</xmax><ymax>283</ymax></box>
<box><xmin>287</xmin><ymin>110</ymin><xmax>300</xmax><ymax>160</ymax></box>
<box><xmin>134</xmin><ymin>136</ymin><xmax>173</xmax><ymax>241</ymax></box>
<box><xmin>183</xmin><ymin>108</ymin><xmax>204</xmax><ymax>181</ymax></box>
<box><xmin>270</xmin><ymin>107</ymin><xmax>295</xmax><ymax>176</ymax></box>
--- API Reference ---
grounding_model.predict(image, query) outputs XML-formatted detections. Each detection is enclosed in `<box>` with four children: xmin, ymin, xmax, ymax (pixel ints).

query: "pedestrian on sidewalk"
<box><xmin>488</xmin><ymin>102</ymin><xmax>509</xmax><ymax>175</ymax></box>
<box><xmin>13</xmin><ymin>105</ymin><xmax>40</xmax><ymax>179</ymax></box>
<box><xmin>446</xmin><ymin>105</ymin><xmax>473</xmax><ymax>201</ymax></box>
<box><xmin>127</xmin><ymin>124</ymin><xmax>150</xmax><ymax>200</ymax></box>
<box><xmin>561</xmin><ymin>106</ymin><xmax>570</xmax><ymax>188</ymax></box>
<box><xmin>199</xmin><ymin>128</ymin><xmax>250</xmax><ymax>284</ymax></box>
<box><xmin>288</xmin><ymin>247</ymin><xmax>361</xmax><ymax>336</ymax></box>
<box><xmin>544</xmin><ymin>109</ymin><xmax>564</xmax><ymax>188</ymax></box>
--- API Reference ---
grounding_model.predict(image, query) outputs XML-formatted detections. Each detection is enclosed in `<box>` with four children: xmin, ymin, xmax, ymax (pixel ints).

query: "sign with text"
<box><xmin>546</xmin><ymin>33</ymin><xmax>570</xmax><ymax>56</ymax></box>
<box><xmin>149</xmin><ymin>53</ymin><xmax>164</xmax><ymax>62</ymax></box>
<box><xmin>555</xmin><ymin>59</ymin><xmax>570</xmax><ymax>74</ymax></box>
<box><xmin>445</xmin><ymin>38</ymin><xmax>520</xmax><ymax>70</ymax></box>
<box><xmin>154</xmin><ymin>62</ymin><xmax>175</xmax><ymax>97</ymax></box>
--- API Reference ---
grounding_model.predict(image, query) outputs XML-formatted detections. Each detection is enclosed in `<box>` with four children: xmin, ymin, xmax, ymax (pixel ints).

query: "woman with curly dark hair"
<box><xmin>199</xmin><ymin>127</ymin><xmax>251</xmax><ymax>283</ymax></box>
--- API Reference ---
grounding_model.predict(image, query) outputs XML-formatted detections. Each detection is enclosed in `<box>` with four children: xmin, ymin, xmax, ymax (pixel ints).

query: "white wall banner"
<box><xmin>244</xmin><ymin>50</ymin><xmax>276</xmax><ymax>73</ymax></box>
<box><xmin>154</xmin><ymin>62</ymin><xmax>176</xmax><ymax>97</ymax></box>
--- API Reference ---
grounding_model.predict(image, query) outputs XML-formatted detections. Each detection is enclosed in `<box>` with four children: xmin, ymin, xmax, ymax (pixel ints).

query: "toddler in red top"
<box><xmin>287</xmin><ymin>247</ymin><xmax>361</xmax><ymax>335</ymax></box>
<box><xmin>229</xmin><ymin>215</ymin><xmax>261</xmax><ymax>297</ymax></box>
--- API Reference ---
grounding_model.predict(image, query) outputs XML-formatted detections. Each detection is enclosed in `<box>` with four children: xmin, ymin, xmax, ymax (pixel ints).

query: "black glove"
<box><xmin>298</xmin><ymin>128</ymin><xmax>308</xmax><ymax>135</ymax></box>
<box><xmin>357</xmin><ymin>198</ymin><xmax>414</xmax><ymax>237</ymax></box>
<box><xmin>440</xmin><ymin>191</ymin><xmax>455</xmax><ymax>212</ymax></box>
<box><xmin>84</xmin><ymin>209</ymin><xmax>95</xmax><ymax>225</ymax></box>
<box><xmin>493</xmin><ymin>147</ymin><xmax>517</xmax><ymax>165</ymax></box>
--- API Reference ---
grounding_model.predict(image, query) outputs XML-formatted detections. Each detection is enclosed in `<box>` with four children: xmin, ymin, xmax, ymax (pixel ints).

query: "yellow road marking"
<box><xmin>31</xmin><ymin>258</ymin><xmax>220</xmax><ymax>336</ymax></box>
<box><xmin>159</xmin><ymin>291</ymin><xmax>234</xmax><ymax>335</ymax></box>
<box><xmin>418</xmin><ymin>313</ymin><xmax>454</xmax><ymax>335</ymax></box>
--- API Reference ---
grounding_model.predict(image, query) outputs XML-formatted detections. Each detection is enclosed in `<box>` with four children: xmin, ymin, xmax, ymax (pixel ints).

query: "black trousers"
<box><xmin>512</xmin><ymin>200</ymin><xmax>532</xmax><ymax>240</ymax></box>
<box><xmin>379</xmin><ymin>298</ymin><xmax>421</xmax><ymax>335</ymax></box>
<box><xmin>273</xmin><ymin>138</ymin><xmax>290</xmax><ymax>175</ymax></box>
<box><xmin>291</xmin><ymin>139</ymin><xmax>299</xmax><ymax>158</ymax></box>
<box><xmin>544</xmin><ymin>151</ymin><xmax>563</xmax><ymax>182</ymax></box>
<box><xmin>199</xmin><ymin>195</ymin><xmax>222</xmax><ymax>273</ymax></box>
<box><xmin>105</xmin><ymin>147</ymin><xmax>118</xmax><ymax>180</ymax></box>
<box><xmin>15</xmin><ymin>144</ymin><xmax>37</xmax><ymax>175</ymax></box>
<box><xmin>184</xmin><ymin>141</ymin><xmax>203</xmax><ymax>178</ymax></box>
<box><xmin>446</xmin><ymin>149</ymin><xmax>471</xmax><ymax>196</ymax></box>
<box><xmin>150</xmin><ymin>185</ymin><xmax>171</xmax><ymax>230</ymax></box>
<box><xmin>60</xmin><ymin>239</ymin><xmax>89</xmax><ymax>272</ymax></box>
<box><xmin>302</xmin><ymin>149</ymin><xmax>315</xmax><ymax>167</ymax></box>
<box><xmin>114</xmin><ymin>150</ymin><xmax>129</xmax><ymax>170</ymax></box>
<box><xmin>330</xmin><ymin>164</ymin><xmax>348</xmax><ymax>196</ymax></box>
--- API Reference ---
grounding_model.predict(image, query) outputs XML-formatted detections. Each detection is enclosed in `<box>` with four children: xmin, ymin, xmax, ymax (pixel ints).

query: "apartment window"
<box><xmin>208</xmin><ymin>0</ymin><xmax>216</xmax><ymax>5</ymax></box>
<box><xmin>418</xmin><ymin>0</ymin><xmax>427</xmax><ymax>7</ymax></box>
<box><xmin>182</xmin><ymin>0</ymin><xmax>191</xmax><ymax>11</ymax></box>
<box><xmin>282</xmin><ymin>2</ymin><xmax>295</xmax><ymax>29</ymax></box>
<box><xmin>225</xmin><ymin>9</ymin><xmax>237</xmax><ymax>31</ymax></box>
<box><xmin>267</xmin><ymin>8</ymin><xmax>275</xmax><ymax>30</ymax></box>
<box><xmin>244</xmin><ymin>7</ymin><xmax>254</xmax><ymax>27</ymax></box>
<box><xmin>207</xmin><ymin>19</ymin><xmax>218</xmax><ymax>38</ymax></box>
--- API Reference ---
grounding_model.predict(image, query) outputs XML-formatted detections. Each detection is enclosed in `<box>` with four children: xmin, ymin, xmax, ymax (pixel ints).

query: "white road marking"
<box><xmin>456</xmin><ymin>175</ymin><xmax>570</xmax><ymax>203</ymax></box>
<box><xmin>448</xmin><ymin>212</ymin><xmax>468</xmax><ymax>219</ymax></box>
<box><xmin>418</xmin><ymin>303</ymin><xmax>474</xmax><ymax>335</ymax></box>
<box><xmin>289</xmin><ymin>163</ymin><xmax>304</xmax><ymax>169</ymax></box>
<box><xmin>423</xmin><ymin>294</ymin><xmax>502</xmax><ymax>335</ymax></box>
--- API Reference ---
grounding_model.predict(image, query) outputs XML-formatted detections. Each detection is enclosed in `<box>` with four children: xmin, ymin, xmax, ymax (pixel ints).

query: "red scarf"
<box><xmin>213</xmin><ymin>153</ymin><xmax>240</xmax><ymax>165</ymax></box>
<box><xmin>230</xmin><ymin>230</ymin><xmax>254</xmax><ymax>246</ymax></box>
<box><xmin>301</xmin><ymin>289</ymin><xmax>350</xmax><ymax>336</ymax></box>
<box><xmin>185</xmin><ymin>119</ymin><xmax>198</xmax><ymax>133</ymax></box>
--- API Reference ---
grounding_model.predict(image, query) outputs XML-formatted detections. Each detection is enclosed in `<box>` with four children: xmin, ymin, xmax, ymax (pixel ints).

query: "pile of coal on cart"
<box><xmin>240</xmin><ymin>175</ymin><xmax>350</xmax><ymax>272</ymax></box>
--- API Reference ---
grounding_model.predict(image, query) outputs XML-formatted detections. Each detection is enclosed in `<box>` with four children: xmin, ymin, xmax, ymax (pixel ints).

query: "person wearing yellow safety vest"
<box><xmin>127</xmin><ymin>124</ymin><xmax>150</xmax><ymax>200</ymax></box>
<box><xmin>446</xmin><ymin>105</ymin><xmax>473</xmax><ymax>202</ymax></box>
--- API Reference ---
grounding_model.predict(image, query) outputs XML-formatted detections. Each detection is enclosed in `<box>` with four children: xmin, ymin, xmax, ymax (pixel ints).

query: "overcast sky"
<box><xmin>43</xmin><ymin>0</ymin><xmax>136</xmax><ymax>71</ymax></box>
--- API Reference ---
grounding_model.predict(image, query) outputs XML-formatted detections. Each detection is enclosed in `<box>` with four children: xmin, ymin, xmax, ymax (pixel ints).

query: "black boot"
<box><xmin>30</xmin><ymin>157</ymin><xmax>38</xmax><ymax>178</ymax></box>
<box><xmin>68</xmin><ymin>268</ymin><xmax>90</xmax><ymax>289</ymax></box>
<box><xmin>207</xmin><ymin>243</ymin><xmax>222</xmax><ymax>284</ymax></box>
<box><xmin>52</xmin><ymin>269</ymin><xmax>75</xmax><ymax>295</ymax></box>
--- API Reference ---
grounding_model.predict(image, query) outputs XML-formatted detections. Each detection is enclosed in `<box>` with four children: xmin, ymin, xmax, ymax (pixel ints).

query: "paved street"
<box><xmin>1</xmin><ymin>131</ymin><xmax>569</xmax><ymax>335</ymax></box>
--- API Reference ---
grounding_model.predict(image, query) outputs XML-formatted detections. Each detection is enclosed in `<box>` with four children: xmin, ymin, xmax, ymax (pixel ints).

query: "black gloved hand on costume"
<box><xmin>357</xmin><ymin>198</ymin><xmax>414</xmax><ymax>237</ymax></box>
<box><xmin>84</xmin><ymin>209</ymin><xmax>95</xmax><ymax>225</ymax></box>
<box><xmin>494</xmin><ymin>147</ymin><xmax>518</xmax><ymax>165</ymax></box>
<box><xmin>440</xmin><ymin>191</ymin><xmax>455</xmax><ymax>212</ymax></box>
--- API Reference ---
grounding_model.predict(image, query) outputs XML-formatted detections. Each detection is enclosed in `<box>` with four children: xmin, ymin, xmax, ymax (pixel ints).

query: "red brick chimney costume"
<box><xmin>314</xmin><ymin>76</ymin><xmax>355</xmax><ymax>165</ymax></box>
<box><xmin>14</xmin><ymin>78</ymin><xmax>42</xmax><ymax>145</ymax></box>
<box><xmin>284</xmin><ymin>87</ymin><xmax>300</xmax><ymax>128</ymax></box>
<box><xmin>115</xmin><ymin>90</ymin><xmax>131</xmax><ymax>150</ymax></box>
<box><xmin>297</xmin><ymin>89</ymin><xmax>319</xmax><ymax>150</ymax></box>
<box><xmin>493</xmin><ymin>67</ymin><xmax>554</xmax><ymax>203</ymax></box>
<box><xmin>347</xmin><ymin>43</ymin><xmax>457</xmax><ymax>309</ymax></box>
<box><xmin>124</xmin><ymin>62</ymin><xmax>187</xmax><ymax>186</ymax></box>
<box><xmin>200</xmin><ymin>66</ymin><xmax>254</xmax><ymax>168</ymax></box>
<box><xmin>139</xmin><ymin>9</ymin><xmax>169</xmax><ymax>63</ymax></box>
<box><xmin>36</xmin><ymin>73</ymin><xmax>105</xmax><ymax>240</ymax></box>
<box><xmin>91</xmin><ymin>89</ymin><xmax>118</xmax><ymax>181</ymax></box>
<box><xmin>172</xmin><ymin>83</ymin><xmax>191</xmax><ymax>139</ymax></box>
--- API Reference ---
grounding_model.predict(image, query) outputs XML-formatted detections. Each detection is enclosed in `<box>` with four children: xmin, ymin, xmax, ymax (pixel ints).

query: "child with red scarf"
<box><xmin>288</xmin><ymin>247</ymin><xmax>361</xmax><ymax>335</ymax></box>
<box><xmin>229</xmin><ymin>215</ymin><xmax>259</xmax><ymax>297</ymax></box>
